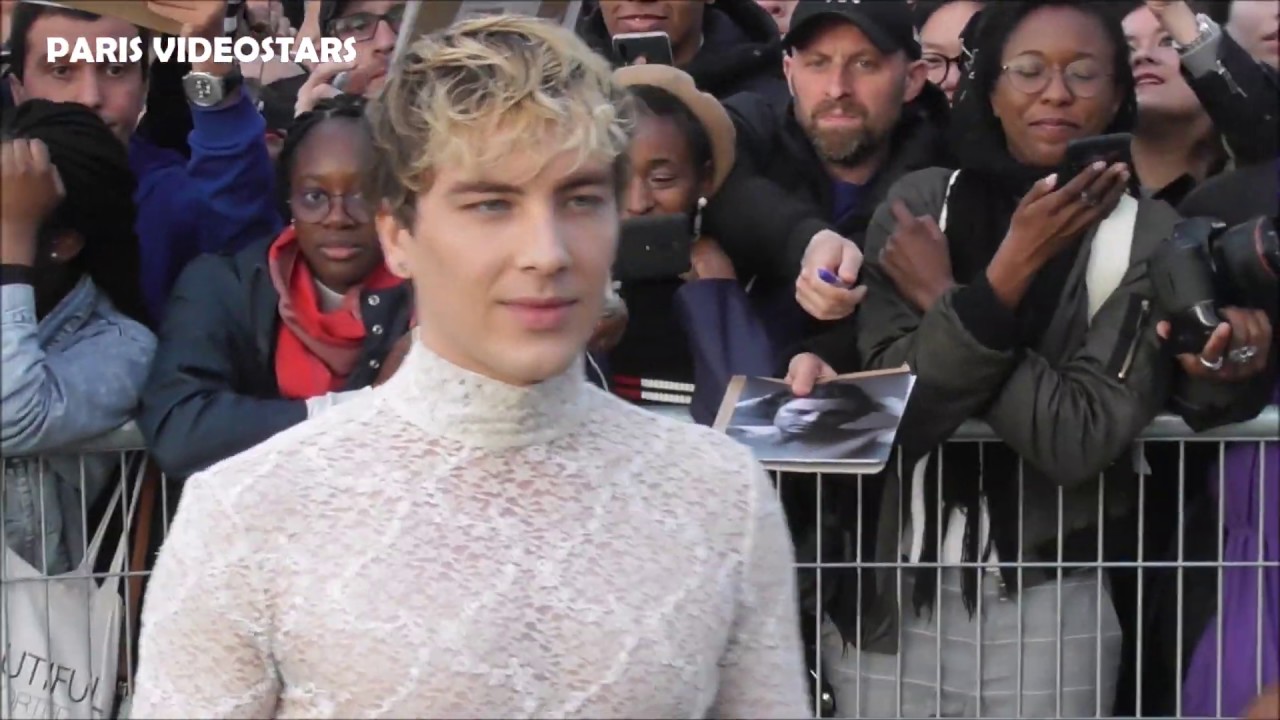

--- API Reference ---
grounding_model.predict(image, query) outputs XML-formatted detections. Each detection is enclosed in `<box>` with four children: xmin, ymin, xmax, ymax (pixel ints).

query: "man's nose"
<box><xmin>519</xmin><ymin>208</ymin><xmax>572</xmax><ymax>274</ymax></box>
<box><xmin>825</xmin><ymin>67</ymin><xmax>851</xmax><ymax>99</ymax></box>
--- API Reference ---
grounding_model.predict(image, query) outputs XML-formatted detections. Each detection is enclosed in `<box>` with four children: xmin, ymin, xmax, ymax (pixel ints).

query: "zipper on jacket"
<box><xmin>1215</xmin><ymin>60</ymin><xmax>1245</xmax><ymax>97</ymax></box>
<box><xmin>1118</xmin><ymin>299</ymin><xmax>1151</xmax><ymax>380</ymax></box>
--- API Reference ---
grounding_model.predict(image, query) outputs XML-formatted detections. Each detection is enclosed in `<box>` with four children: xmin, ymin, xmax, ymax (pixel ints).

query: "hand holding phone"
<box><xmin>1059</xmin><ymin>133</ymin><xmax>1132</xmax><ymax>187</ymax></box>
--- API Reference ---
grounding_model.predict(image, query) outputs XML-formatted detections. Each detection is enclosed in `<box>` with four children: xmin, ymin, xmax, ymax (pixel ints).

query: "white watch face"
<box><xmin>186</xmin><ymin>74</ymin><xmax>223</xmax><ymax>105</ymax></box>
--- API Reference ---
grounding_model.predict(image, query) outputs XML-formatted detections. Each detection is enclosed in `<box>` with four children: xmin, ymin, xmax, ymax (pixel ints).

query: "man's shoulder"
<box><xmin>189</xmin><ymin>392</ymin><xmax>386</xmax><ymax>504</ymax></box>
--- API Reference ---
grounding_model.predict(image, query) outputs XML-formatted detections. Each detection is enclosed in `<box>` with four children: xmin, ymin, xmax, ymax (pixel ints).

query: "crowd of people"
<box><xmin>1</xmin><ymin>0</ymin><xmax>1277</xmax><ymax>717</ymax></box>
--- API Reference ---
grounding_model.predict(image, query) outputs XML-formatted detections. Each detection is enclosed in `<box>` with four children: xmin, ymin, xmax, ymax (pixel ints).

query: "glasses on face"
<box><xmin>1001</xmin><ymin>58</ymin><xmax>1114</xmax><ymax>99</ymax></box>
<box><xmin>327</xmin><ymin>4</ymin><xmax>406</xmax><ymax>42</ymax></box>
<box><xmin>923</xmin><ymin>52</ymin><xmax>965</xmax><ymax>85</ymax></box>
<box><xmin>290</xmin><ymin>189</ymin><xmax>372</xmax><ymax>224</ymax></box>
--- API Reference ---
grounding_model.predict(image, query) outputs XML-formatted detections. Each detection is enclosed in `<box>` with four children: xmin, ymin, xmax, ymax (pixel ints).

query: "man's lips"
<box><xmin>501</xmin><ymin>298</ymin><xmax>578</xmax><ymax>331</ymax></box>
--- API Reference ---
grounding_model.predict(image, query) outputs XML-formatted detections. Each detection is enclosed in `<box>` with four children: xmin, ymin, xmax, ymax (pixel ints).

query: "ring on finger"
<box><xmin>1198</xmin><ymin>354</ymin><xmax>1225</xmax><ymax>371</ymax></box>
<box><xmin>1080</xmin><ymin>191</ymin><xmax>1098</xmax><ymax>207</ymax></box>
<box><xmin>1228</xmin><ymin>345</ymin><xmax>1258</xmax><ymax>364</ymax></box>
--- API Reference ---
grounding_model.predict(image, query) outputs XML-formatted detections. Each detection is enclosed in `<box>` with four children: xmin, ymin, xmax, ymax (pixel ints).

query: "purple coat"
<box><xmin>1183</xmin><ymin>387</ymin><xmax>1279</xmax><ymax>718</ymax></box>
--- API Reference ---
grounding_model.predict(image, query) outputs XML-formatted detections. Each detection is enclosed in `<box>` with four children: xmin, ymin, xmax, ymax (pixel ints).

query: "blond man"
<box><xmin>130</xmin><ymin>15</ymin><xmax>808</xmax><ymax>719</ymax></box>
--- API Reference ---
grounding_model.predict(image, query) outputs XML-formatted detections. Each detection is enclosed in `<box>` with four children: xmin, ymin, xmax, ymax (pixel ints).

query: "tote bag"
<box><xmin>2</xmin><ymin>472</ymin><xmax>138</xmax><ymax>720</ymax></box>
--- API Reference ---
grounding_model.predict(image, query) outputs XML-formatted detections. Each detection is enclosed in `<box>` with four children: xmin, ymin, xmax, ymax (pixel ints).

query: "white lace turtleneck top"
<box><xmin>130</xmin><ymin>341</ymin><xmax>809</xmax><ymax>719</ymax></box>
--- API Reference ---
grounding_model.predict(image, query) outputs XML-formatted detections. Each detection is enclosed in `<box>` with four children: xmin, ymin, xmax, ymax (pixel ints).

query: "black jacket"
<box><xmin>704</xmin><ymin>88</ymin><xmax>951</xmax><ymax>290</ymax></box>
<box><xmin>138</xmin><ymin>236</ymin><xmax>414</xmax><ymax>478</ymax></box>
<box><xmin>578</xmin><ymin>0</ymin><xmax>787</xmax><ymax>102</ymax></box>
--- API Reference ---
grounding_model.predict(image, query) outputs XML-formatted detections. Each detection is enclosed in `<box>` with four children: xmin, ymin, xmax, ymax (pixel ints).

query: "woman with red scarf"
<box><xmin>140</xmin><ymin>95</ymin><xmax>414</xmax><ymax>479</ymax></box>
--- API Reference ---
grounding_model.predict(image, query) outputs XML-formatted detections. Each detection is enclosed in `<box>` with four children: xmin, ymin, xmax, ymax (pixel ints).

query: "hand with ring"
<box><xmin>1158</xmin><ymin>306</ymin><xmax>1273</xmax><ymax>382</ymax></box>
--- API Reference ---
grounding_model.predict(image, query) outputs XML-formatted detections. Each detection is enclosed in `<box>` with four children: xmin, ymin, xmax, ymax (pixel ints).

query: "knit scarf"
<box><xmin>267</xmin><ymin>226</ymin><xmax>401</xmax><ymax>399</ymax></box>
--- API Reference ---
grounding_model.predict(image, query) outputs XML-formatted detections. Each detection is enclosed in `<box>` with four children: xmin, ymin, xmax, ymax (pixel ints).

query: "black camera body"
<box><xmin>1149</xmin><ymin>215</ymin><xmax>1279</xmax><ymax>356</ymax></box>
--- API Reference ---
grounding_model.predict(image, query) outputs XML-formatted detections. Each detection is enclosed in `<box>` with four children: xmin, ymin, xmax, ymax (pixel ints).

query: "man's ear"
<box><xmin>902</xmin><ymin>58</ymin><xmax>929</xmax><ymax>104</ymax></box>
<box><xmin>783</xmin><ymin>53</ymin><xmax>796</xmax><ymax>97</ymax></box>
<box><xmin>376</xmin><ymin>204</ymin><xmax>413</xmax><ymax>280</ymax></box>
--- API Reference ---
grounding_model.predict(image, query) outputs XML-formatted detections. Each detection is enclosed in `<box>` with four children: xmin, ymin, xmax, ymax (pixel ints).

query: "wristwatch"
<box><xmin>1173</xmin><ymin>13</ymin><xmax>1218</xmax><ymax>54</ymax></box>
<box><xmin>182</xmin><ymin>67</ymin><xmax>244</xmax><ymax>108</ymax></box>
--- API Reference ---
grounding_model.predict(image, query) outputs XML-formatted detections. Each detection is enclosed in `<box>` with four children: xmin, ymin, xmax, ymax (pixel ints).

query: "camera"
<box><xmin>1149</xmin><ymin>215</ymin><xmax>1279</xmax><ymax>356</ymax></box>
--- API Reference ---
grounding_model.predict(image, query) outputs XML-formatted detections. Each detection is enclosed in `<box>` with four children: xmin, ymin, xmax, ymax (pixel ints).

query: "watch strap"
<box><xmin>1174</xmin><ymin>13</ymin><xmax>1219</xmax><ymax>55</ymax></box>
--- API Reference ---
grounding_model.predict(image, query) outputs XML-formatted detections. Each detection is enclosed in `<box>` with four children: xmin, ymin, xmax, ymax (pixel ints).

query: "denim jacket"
<box><xmin>1</xmin><ymin>277</ymin><xmax>155</xmax><ymax>575</ymax></box>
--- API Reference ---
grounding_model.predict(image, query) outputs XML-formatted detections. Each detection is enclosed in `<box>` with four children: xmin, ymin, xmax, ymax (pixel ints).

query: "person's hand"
<box><xmin>1158</xmin><ymin>307</ymin><xmax>1273</xmax><ymax>382</ymax></box>
<box><xmin>589</xmin><ymin>297</ymin><xmax>629</xmax><ymax>354</ymax></box>
<box><xmin>373</xmin><ymin>333</ymin><xmax>413</xmax><ymax>386</ymax></box>
<box><xmin>1244</xmin><ymin>684</ymin><xmax>1280</xmax><ymax>720</ymax></box>
<box><xmin>683</xmin><ymin>237</ymin><xmax>737</xmax><ymax>282</ymax></box>
<box><xmin>880</xmin><ymin>200</ymin><xmax>955</xmax><ymax>312</ymax></box>
<box><xmin>1144</xmin><ymin>1</ymin><xmax>1200</xmax><ymax>44</ymax></box>
<box><xmin>1006</xmin><ymin>162</ymin><xmax>1130</xmax><ymax>263</ymax></box>
<box><xmin>796</xmin><ymin>229</ymin><xmax>868</xmax><ymax>321</ymax></box>
<box><xmin>784</xmin><ymin>353</ymin><xmax>837</xmax><ymax>396</ymax></box>
<box><xmin>1</xmin><ymin>139</ymin><xmax>64</xmax><ymax>266</ymax></box>
<box><xmin>245</xmin><ymin>0</ymin><xmax>295</xmax><ymax>38</ymax></box>
<box><xmin>147</xmin><ymin>0</ymin><xmax>227</xmax><ymax>39</ymax></box>
<box><xmin>295</xmin><ymin>60</ymin><xmax>357</xmax><ymax>116</ymax></box>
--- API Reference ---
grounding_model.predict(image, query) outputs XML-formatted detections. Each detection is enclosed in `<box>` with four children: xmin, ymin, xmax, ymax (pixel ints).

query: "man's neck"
<box><xmin>1132</xmin><ymin>114</ymin><xmax>1220</xmax><ymax>192</ymax></box>
<box><xmin>825</xmin><ymin>145</ymin><xmax>889</xmax><ymax>186</ymax></box>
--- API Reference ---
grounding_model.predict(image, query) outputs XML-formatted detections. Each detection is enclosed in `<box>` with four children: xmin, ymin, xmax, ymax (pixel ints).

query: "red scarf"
<box><xmin>267</xmin><ymin>227</ymin><xmax>402</xmax><ymax>399</ymax></box>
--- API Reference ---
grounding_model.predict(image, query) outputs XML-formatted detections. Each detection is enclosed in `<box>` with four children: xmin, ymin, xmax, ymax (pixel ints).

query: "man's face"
<box><xmin>377</xmin><ymin>147</ymin><xmax>619</xmax><ymax>387</ymax></box>
<box><xmin>329</xmin><ymin>0</ymin><xmax>403</xmax><ymax>96</ymax></box>
<box><xmin>1226</xmin><ymin>0</ymin><xmax>1279</xmax><ymax>70</ymax></box>
<box><xmin>783</xmin><ymin>20</ymin><xmax>924</xmax><ymax>168</ymax></box>
<box><xmin>600</xmin><ymin>1</ymin><xmax>708</xmax><ymax>63</ymax></box>
<box><xmin>11</xmin><ymin>14</ymin><xmax>146</xmax><ymax>144</ymax></box>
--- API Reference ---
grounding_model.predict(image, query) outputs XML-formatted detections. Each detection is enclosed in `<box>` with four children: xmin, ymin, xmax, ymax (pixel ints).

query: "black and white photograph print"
<box><xmin>718</xmin><ymin>370</ymin><xmax>914</xmax><ymax>467</ymax></box>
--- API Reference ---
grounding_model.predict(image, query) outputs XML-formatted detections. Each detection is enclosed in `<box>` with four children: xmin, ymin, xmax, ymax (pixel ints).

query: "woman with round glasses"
<box><xmin>789</xmin><ymin>1</ymin><xmax>1272</xmax><ymax>716</ymax></box>
<box><xmin>139</xmin><ymin>95</ymin><xmax>414</xmax><ymax>479</ymax></box>
<box><xmin>916</xmin><ymin>0</ymin><xmax>984</xmax><ymax>103</ymax></box>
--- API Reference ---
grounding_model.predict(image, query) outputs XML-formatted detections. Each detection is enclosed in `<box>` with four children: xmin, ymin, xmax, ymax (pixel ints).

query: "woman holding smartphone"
<box><xmin>789</xmin><ymin>2</ymin><xmax>1273</xmax><ymax>716</ymax></box>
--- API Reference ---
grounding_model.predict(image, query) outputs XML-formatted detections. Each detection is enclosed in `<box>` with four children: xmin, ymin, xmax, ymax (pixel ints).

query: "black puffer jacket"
<box><xmin>578</xmin><ymin>0</ymin><xmax>787</xmax><ymax>102</ymax></box>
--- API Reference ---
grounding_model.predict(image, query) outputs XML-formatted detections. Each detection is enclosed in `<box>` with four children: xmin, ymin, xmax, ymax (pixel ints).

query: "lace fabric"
<box><xmin>130</xmin><ymin>342</ymin><xmax>810</xmax><ymax>719</ymax></box>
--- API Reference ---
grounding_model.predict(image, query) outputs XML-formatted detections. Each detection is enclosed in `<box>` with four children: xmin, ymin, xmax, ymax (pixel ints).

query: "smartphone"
<box><xmin>613</xmin><ymin>213</ymin><xmax>692</xmax><ymax>282</ymax></box>
<box><xmin>333</xmin><ymin>71</ymin><xmax>352</xmax><ymax>92</ymax></box>
<box><xmin>1059</xmin><ymin>133</ymin><xmax>1132</xmax><ymax>186</ymax></box>
<box><xmin>612</xmin><ymin>31</ymin><xmax>674</xmax><ymax>66</ymax></box>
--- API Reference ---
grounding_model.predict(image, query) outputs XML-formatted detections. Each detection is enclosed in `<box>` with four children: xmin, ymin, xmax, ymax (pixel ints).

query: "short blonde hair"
<box><xmin>365</xmin><ymin>14</ymin><xmax>635</xmax><ymax>226</ymax></box>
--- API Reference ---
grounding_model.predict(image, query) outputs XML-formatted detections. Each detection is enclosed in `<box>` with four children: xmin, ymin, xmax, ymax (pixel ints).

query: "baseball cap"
<box><xmin>784</xmin><ymin>0</ymin><xmax>920</xmax><ymax>59</ymax></box>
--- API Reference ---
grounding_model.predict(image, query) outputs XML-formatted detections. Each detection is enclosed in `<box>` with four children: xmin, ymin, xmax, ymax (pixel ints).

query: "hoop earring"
<box><xmin>692</xmin><ymin>196</ymin><xmax>708</xmax><ymax>239</ymax></box>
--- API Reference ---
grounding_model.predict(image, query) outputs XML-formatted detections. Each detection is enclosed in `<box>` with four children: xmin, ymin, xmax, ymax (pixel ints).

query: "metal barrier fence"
<box><xmin>3</xmin><ymin>409</ymin><xmax>1277</xmax><ymax>719</ymax></box>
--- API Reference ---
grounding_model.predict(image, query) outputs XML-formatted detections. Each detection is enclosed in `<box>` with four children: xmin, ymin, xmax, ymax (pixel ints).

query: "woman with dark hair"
<box><xmin>140</xmin><ymin>94</ymin><xmax>414</xmax><ymax>479</ymax></box>
<box><xmin>789</xmin><ymin>1</ymin><xmax>1273</xmax><ymax>716</ymax></box>
<box><xmin>1</xmin><ymin>99</ymin><xmax>155</xmax><ymax>574</ymax></box>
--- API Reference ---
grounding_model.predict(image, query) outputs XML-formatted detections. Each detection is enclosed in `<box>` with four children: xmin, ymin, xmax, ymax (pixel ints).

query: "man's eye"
<box><xmin>469</xmin><ymin>199</ymin><xmax>511</xmax><ymax>214</ymax></box>
<box><xmin>50</xmin><ymin>65</ymin><xmax>72</xmax><ymax>78</ymax></box>
<box><xmin>104</xmin><ymin>64</ymin><xmax>127</xmax><ymax>78</ymax></box>
<box><xmin>567</xmin><ymin>194</ymin><xmax>606</xmax><ymax>210</ymax></box>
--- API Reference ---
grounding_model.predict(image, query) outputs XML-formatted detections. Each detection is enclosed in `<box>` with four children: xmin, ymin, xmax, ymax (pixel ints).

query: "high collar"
<box><xmin>384</xmin><ymin>333</ymin><xmax>593</xmax><ymax>451</ymax></box>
